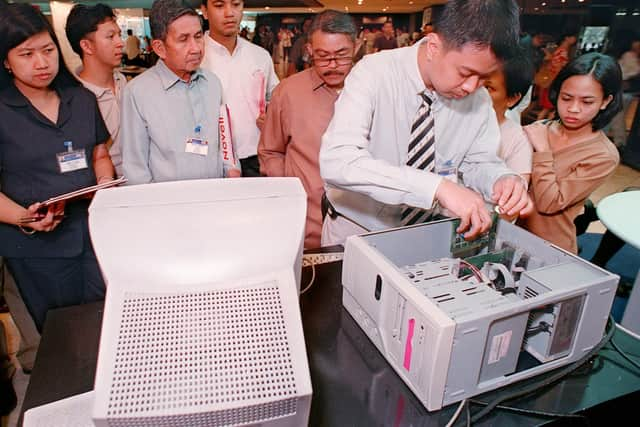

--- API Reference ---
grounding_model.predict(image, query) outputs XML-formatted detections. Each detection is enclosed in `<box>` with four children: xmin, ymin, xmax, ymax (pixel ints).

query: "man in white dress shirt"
<box><xmin>320</xmin><ymin>0</ymin><xmax>533</xmax><ymax>246</ymax></box>
<box><xmin>200</xmin><ymin>0</ymin><xmax>279</xmax><ymax>177</ymax></box>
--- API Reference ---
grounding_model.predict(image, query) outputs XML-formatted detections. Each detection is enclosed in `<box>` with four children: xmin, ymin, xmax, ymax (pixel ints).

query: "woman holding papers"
<box><xmin>0</xmin><ymin>4</ymin><xmax>114</xmax><ymax>331</ymax></box>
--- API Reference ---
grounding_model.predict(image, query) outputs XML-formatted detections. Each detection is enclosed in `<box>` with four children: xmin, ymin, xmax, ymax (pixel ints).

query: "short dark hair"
<box><xmin>127</xmin><ymin>29</ymin><xmax>133</xmax><ymax>36</ymax></box>
<box><xmin>150</xmin><ymin>0</ymin><xmax>199</xmax><ymax>41</ymax></box>
<box><xmin>433</xmin><ymin>0</ymin><xmax>520</xmax><ymax>61</ymax></box>
<box><xmin>502</xmin><ymin>46</ymin><xmax>534</xmax><ymax>109</ymax></box>
<box><xmin>65</xmin><ymin>3</ymin><xmax>116</xmax><ymax>59</ymax></box>
<box><xmin>308</xmin><ymin>10</ymin><xmax>357</xmax><ymax>43</ymax></box>
<box><xmin>549</xmin><ymin>53</ymin><xmax>623</xmax><ymax>131</ymax></box>
<box><xmin>0</xmin><ymin>3</ymin><xmax>78</xmax><ymax>90</ymax></box>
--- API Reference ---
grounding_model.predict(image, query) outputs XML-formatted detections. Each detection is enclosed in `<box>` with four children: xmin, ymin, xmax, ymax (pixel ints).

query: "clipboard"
<box><xmin>18</xmin><ymin>177</ymin><xmax>127</xmax><ymax>224</ymax></box>
<box><xmin>41</xmin><ymin>176</ymin><xmax>127</xmax><ymax>206</ymax></box>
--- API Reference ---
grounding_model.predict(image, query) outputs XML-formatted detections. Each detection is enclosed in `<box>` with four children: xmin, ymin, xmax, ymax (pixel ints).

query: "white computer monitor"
<box><xmin>89</xmin><ymin>178</ymin><xmax>312</xmax><ymax>426</ymax></box>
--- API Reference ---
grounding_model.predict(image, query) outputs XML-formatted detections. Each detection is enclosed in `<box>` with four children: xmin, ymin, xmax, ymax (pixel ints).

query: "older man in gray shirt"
<box><xmin>121</xmin><ymin>0</ymin><xmax>223</xmax><ymax>184</ymax></box>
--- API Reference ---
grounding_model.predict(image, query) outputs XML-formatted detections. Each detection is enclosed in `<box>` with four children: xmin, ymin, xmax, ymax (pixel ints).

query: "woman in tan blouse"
<box><xmin>520</xmin><ymin>53</ymin><xmax>622</xmax><ymax>254</ymax></box>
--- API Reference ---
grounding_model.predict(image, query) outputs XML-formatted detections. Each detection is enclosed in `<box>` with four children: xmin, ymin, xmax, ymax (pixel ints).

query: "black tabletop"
<box><xmin>20</xmin><ymin>260</ymin><xmax>640</xmax><ymax>426</ymax></box>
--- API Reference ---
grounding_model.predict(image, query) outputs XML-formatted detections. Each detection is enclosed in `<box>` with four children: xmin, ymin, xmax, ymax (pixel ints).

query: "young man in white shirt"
<box><xmin>320</xmin><ymin>0</ymin><xmax>533</xmax><ymax>246</ymax></box>
<box><xmin>65</xmin><ymin>3</ymin><xmax>126</xmax><ymax>176</ymax></box>
<box><xmin>200</xmin><ymin>0</ymin><xmax>279</xmax><ymax>177</ymax></box>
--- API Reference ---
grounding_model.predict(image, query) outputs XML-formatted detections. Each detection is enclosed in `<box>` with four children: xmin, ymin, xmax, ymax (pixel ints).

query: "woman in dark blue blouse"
<box><xmin>0</xmin><ymin>4</ymin><xmax>115</xmax><ymax>331</ymax></box>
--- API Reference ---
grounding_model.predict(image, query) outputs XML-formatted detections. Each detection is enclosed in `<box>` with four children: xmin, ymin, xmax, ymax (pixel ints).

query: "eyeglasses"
<box><xmin>312</xmin><ymin>56</ymin><xmax>353</xmax><ymax>67</ymax></box>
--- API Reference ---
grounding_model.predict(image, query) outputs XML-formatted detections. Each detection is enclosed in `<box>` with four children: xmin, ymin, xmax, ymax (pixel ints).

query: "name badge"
<box><xmin>436</xmin><ymin>161</ymin><xmax>458</xmax><ymax>184</ymax></box>
<box><xmin>185</xmin><ymin>137</ymin><xmax>209</xmax><ymax>156</ymax></box>
<box><xmin>56</xmin><ymin>149</ymin><xmax>88</xmax><ymax>173</ymax></box>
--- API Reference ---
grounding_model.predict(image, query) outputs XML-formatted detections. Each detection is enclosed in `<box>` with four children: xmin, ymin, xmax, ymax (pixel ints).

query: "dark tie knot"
<box><xmin>420</xmin><ymin>91</ymin><xmax>433</xmax><ymax>106</ymax></box>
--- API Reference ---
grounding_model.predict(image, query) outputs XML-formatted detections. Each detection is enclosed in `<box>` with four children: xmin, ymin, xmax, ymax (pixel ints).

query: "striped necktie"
<box><xmin>400</xmin><ymin>91</ymin><xmax>435</xmax><ymax>226</ymax></box>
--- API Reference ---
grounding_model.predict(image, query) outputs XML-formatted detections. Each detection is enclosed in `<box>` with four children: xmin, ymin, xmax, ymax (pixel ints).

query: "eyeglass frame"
<box><xmin>311</xmin><ymin>55</ymin><xmax>354</xmax><ymax>67</ymax></box>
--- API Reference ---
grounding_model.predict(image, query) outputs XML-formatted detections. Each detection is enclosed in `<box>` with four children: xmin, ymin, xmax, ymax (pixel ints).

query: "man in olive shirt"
<box><xmin>258</xmin><ymin>11</ymin><xmax>357</xmax><ymax>248</ymax></box>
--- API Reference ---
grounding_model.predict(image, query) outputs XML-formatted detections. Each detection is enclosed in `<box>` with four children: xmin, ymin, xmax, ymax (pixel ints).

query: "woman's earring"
<box><xmin>5</xmin><ymin>68</ymin><xmax>11</xmax><ymax>75</ymax></box>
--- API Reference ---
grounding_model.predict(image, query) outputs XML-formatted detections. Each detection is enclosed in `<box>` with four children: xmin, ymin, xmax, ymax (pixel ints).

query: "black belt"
<box><xmin>321</xmin><ymin>192</ymin><xmax>371</xmax><ymax>232</ymax></box>
<box><xmin>321</xmin><ymin>192</ymin><xmax>338</xmax><ymax>220</ymax></box>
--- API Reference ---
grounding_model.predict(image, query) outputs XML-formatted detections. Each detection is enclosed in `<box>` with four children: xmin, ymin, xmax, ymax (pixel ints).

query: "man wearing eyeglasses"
<box><xmin>319</xmin><ymin>0</ymin><xmax>534</xmax><ymax>246</ymax></box>
<box><xmin>258</xmin><ymin>10</ymin><xmax>356</xmax><ymax>249</ymax></box>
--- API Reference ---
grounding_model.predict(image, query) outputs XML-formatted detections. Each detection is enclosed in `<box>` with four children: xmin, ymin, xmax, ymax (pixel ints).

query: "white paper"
<box><xmin>23</xmin><ymin>390</ymin><xmax>95</xmax><ymax>427</ymax></box>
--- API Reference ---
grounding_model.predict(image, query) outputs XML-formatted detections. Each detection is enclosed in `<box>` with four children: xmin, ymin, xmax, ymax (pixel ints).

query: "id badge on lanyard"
<box><xmin>436</xmin><ymin>160</ymin><xmax>458</xmax><ymax>184</ymax></box>
<box><xmin>185</xmin><ymin>125</ymin><xmax>209</xmax><ymax>156</ymax></box>
<box><xmin>56</xmin><ymin>141</ymin><xmax>88</xmax><ymax>173</ymax></box>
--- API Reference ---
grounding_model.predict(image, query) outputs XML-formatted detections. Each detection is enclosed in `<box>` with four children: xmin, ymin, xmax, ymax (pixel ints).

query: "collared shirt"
<box><xmin>120</xmin><ymin>59</ymin><xmax>223</xmax><ymax>184</ymax></box>
<box><xmin>75</xmin><ymin>68</ymin><xmax>126</xmax><ymax>176</ymax></box>
<box><xmin>201</xmin><ymin>34</ymin><xmax>279</xmax><ymax>159</ymax></box>
<box><xmin>258</xmin><ymin>68</ymin><xmax>338</xmax><ymax>249</ymax></box>
<box><xmin>320</xmin><ymin>39</ymin><xmax>514</xmax><ymax>232</ymax></box>
<box><xmin>0</xmin><ymin>83</ymin><xmax>108</xmax><ymax>257</ymax></box>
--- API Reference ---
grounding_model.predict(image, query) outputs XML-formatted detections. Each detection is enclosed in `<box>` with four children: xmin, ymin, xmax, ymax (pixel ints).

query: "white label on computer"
<box><xmin>488</xmin><ymin>330</ymin><xmax>512</xmax><ymax>365</ymax></box>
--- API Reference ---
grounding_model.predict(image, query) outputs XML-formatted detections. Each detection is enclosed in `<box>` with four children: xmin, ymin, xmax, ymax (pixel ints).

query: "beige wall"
<box><xmin>49</xmin><ymin>1</ymin><xmax>82</xmax><ymax>73</ymax></box>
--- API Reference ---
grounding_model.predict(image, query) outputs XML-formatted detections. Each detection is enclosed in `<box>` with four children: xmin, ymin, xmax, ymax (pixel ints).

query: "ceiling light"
<box><xmin>542</xmin><ymin>2</ymin><xmax>546</xmax><ymax>5</ymax></box>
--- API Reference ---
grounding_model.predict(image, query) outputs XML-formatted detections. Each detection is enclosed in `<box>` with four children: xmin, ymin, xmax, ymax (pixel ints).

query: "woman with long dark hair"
<box><xmin>0</xmin><ymin>4</ymin><xmax>114</xmax><ymax>331</ymax></box>
<box><xmin>521</xmin><ymin>53</ymin><xmax>622</xmax><ymax>254</ymax></box>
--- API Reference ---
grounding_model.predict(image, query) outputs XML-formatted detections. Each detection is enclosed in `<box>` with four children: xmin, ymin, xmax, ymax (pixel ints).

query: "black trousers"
<box><xmin>5</xmin><ymin>235</ymin><xmax>105</xmax><ymax>332</ymax></box>
<box><xmin>240</xmin><ymin>155</ymin><xmax>262</xmax><ymax>177</ymax></box>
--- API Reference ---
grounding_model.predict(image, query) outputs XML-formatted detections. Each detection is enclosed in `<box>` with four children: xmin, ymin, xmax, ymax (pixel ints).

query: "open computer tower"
<box><xmin>88</xmin><ymin>178</ymin><xmax>312</xmax><ymax>426</ymax></box>
<box><xmin>341</xmin><ymin>218</ymin><xmax>618</xmax><ymax>411</ymax></box>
